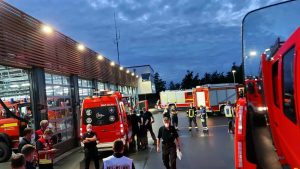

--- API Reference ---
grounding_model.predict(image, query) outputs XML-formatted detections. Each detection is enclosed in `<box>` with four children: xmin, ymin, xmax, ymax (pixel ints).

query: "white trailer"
<box><xmin>160</xmin><ymin>90</ymin><xmax>193</xmax><ymax>108</ymax></box>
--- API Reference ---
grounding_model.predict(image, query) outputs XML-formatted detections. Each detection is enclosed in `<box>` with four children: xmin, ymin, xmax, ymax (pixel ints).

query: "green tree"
<box><xmin>169</xmin><ymin>81</ymin><xmax>181</xmax><ymax>90</ymax></box>
<box><xmin>181</xmin><ymin>70</ymin><xmax>200</xmax><ymax>89</ymax></box>
<box><xmin>154</xmin><ymin>72</ymin><xmax>166</xmax><ymax>96</ymax></box>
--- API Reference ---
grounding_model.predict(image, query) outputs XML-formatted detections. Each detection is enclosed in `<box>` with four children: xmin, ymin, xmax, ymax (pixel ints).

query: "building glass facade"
<box><xmin>45</xmin><ymin>73</ymin><xmax>73</xmax><ymax>144</ymax></box>
<box><xmin>78</xmin><ymin>78</ymin><xmax>93</xmax><ymax>103</ymax></box>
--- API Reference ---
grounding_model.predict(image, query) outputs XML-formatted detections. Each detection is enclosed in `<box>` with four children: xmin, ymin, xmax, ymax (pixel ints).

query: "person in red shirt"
<box><xmin>35</xmin><ymin>120</ymin><xmax>49</xmax><ymax>140</ymax></box>
<box><xmin>36</xmin><ymin>129</ymin><xmax>57</xmax><ymax>169</ymax></box>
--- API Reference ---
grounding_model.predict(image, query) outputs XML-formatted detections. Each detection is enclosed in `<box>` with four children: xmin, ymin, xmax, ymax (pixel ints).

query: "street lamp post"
<box><xmin>232</xmin><ymin>69</ymin><xmax>236</xmax><ymax>84</ymax></box>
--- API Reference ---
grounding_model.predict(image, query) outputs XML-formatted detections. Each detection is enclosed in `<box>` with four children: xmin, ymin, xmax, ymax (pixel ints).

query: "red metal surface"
<box><xmin>234</xmin><ymin>98</ymin><xmax>257</xmax><ymax>169</ymax></box>
<box><xmin>261</xmin><ymin>27</ymin><xmax>300</xmax><ymax>167</ymax></box>
<box><xmin>81</xmin><ymin>92</ymin><xmax>132</xmax><ymax>145</ymax></box>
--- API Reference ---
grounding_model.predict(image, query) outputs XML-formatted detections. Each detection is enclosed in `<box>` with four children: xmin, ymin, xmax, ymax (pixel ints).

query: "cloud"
<box><xmin>4</xmin><ymin>0</ymin><xmax>287</xmax><ymax>83</ymax></box>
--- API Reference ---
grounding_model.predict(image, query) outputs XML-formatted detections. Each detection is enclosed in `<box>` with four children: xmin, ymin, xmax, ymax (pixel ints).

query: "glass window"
<box><xmin>98</xmin><ymin>82</ymin><xmax>105</xmax><ymax>91</ymax></box>
<box><xmin>141</xmin><ymin>73</ymin><xmax>150</xmax><ymax>81</ymax></box>
<box><xmin>52</xmin><ymin>75</ymin><xmax>62</xmax><ymax>85</ymax></box>
<box><xmin>282</xmin><ymin>47</ymin><xmax>297</xmax><ymax>124</ymax></box>
<box><xmin>45</xmin><ymin>73</ymin><xmax>73</xmax><ymax>144</ymax></box>
<box><xmin>83</xmin><ymin>106</ymin><xmax>119</xmax><ymax>126</ymax></box>
<box><xmin>45</xmin><ymin>73</ymin><xmax>52</xmax><ymax>84</ymax></box>
<box><xmin>78</xmin><ymin>78</ymin><xmax>93</xmax><ymax>103</ymax></box>
<box><xmin>0</xmin><ymin>66</ymin><xmax>32</xmax><ymax>127</ymax></box>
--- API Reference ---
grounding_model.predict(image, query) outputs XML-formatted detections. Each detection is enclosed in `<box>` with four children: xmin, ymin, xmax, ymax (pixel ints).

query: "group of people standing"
<box><xmin>11</xmin><ymin>120</ymin><xmax>57</xmax><ymax>169</ymax></box>
<box><xmin>130</xmin><ymin>107</ymin><xmax>157</xmax><ymax>151</ymax></box>
<box><xmin>162</xmin><ymin>103</ymin><xmax>209</xmax><ymax>133</ymax></box>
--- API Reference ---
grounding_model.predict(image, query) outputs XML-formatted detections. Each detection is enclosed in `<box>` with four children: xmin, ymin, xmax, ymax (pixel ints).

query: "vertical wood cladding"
<box><xmin>0</xmin><ymin>1</ymin><xmax>137</xmax><ymax>87</ymax></box>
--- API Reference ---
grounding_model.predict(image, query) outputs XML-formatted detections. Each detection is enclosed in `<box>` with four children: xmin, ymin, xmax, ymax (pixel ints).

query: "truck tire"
<box><xmin>0</xmin><ymin>142</ymin><xmax>12</xmax><ymax>162</ymax></box>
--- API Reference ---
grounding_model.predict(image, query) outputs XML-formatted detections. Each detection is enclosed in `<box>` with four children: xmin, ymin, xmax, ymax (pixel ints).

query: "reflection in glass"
<box><xmin>45</xmin><ymin>73</ymin><xmax>73</xmax><ymax>144</ymax></box>
<box><xmin>243</xmin><ymin>1</ymin><xmax>300</xmax><ymax>77</ymax></box>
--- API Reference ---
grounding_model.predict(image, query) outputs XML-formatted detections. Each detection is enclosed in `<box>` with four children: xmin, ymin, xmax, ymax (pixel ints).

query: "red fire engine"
<box><xmin>80</xmin><ymin>91</ymin><xmax>133</xmax><ymax>152</ymax></box>
<box><xmin>0</xmin><ymin>99</ymin><xmax>30</xmax><ymax>162</ymax></box>
<box><xmin>193</xmin><ymin>84</ymin><xmax>244</xmax><ymax>115</ymax></box>
<box><xmin>235</xmin><ymin>7</ymin><xmax>300</xmax><ymax>168</ymax></box>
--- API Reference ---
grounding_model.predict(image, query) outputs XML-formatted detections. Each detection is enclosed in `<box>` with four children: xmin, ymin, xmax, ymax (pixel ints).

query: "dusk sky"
<box><xmin>6</xmin><ymin>0</ymin><xmax>284</xmax><ymax>83</ymax></box>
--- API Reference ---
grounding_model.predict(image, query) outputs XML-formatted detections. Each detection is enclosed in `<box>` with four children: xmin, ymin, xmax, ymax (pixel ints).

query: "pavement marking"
<box><xmin>142</xmin><ymin>145</ymin><xmax>154</xmax><ymax>169</ymax></box>
<box><xmin>178</xmin><ymin>124</ymin><xmax>227</xmax><ymax>130</ymax></box>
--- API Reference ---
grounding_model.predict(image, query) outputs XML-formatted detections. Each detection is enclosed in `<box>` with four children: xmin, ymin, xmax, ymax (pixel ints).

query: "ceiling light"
<box><xmin>77</xmin><ymin>44</ymin><xmax>85</xmax><ymax>51</ymax></box>
<box><xmin>41</xmin><ymin>25</ymin><xmax>53</xmax><ymax>34</ymax></box>
<box><xmin>110</xmin><ymin>61</ymin><xmax>115</xmax><ymax>66</ymax></box>
<box><xmin>97</xmin><ymin>54</ymin><xmax>104</xmax><ymax>60</ymax></box>
<box><xmin>10</xmin><ymin>84</ymin><xmax>19</xmax><ymax>88</ymax></box>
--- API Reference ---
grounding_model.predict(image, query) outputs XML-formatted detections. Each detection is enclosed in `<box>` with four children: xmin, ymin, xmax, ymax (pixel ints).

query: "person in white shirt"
<box><xmin>102</xmin><ymin>139</ymin><xmax>135</xmax><ymax>169</ymax></box>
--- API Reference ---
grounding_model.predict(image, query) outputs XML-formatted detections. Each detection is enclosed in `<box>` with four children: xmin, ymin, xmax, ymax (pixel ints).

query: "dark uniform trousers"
<box><xmin>84</xmin><ymin>148</ymin><xmax>99</xmax><ymax>169</ymax></box>
<box><xmin>172</xmin><ymin>116</ymin><xmax>178</xmax><ymax>128</ymax></box>
<box><xmin>162</xmin><ymin>142</ymin><xmax>177</xmax><ymax>169</ymax></box>
<box><xmin>189</xmin><ymin>117</ymin><xmax>198</xmax><ymax>128</ymax></box>
<box><xmin>147</xmin><ymin>125</ymin><xmax>157</xmax><ymax>142</ymax></box>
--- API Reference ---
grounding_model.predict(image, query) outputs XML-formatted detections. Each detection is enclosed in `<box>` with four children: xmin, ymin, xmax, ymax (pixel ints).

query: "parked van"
<box><xmin>80</xmin><ymin>91</ymin><xmax>132</xmax><ymax>151</ymax></box>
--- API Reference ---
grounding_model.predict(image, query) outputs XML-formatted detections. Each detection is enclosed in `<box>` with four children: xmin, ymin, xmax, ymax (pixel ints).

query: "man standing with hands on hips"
<box><xmin>157</xmin><ymin>117</ymin><xmax>181</xmax><ymax>169</ymax></box>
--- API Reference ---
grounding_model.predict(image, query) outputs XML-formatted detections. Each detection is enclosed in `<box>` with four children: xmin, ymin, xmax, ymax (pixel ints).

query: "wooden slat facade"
<box><xmin>0</xmin><ymin>1</ymin><xmax>137</xmax><ymax>87</ymax></box>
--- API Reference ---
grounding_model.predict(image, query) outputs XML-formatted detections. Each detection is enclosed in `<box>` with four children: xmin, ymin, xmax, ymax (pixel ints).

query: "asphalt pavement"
<box><xmin>1</xmin><ymin>111</ymin><xmax>235</xmax><ymax>169</ymax></box>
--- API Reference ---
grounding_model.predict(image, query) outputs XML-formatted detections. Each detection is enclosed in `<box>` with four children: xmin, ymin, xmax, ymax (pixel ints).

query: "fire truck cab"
<box><xmin>245</xmin><ymin>77</ymin><xmax>266</xmax><ymax>115</ymax></box>
<box><xmin>81</xmin><ymin>91</ymin><xmax>132</xmax><ymax>152</ymax></box>
<box><xmin>0</xmin><ymin>99</ymin><xmax>30</xmax><ymax>162</ymax></box>
<box><xmin>260</xmin><ymin>28</ymin><xmax>300</xmax><ymax>167</ymax></box>
<box><xmin>236</xmin><ymin>1</ymin><xmax>300</xmax><ymax>166</ymax></box>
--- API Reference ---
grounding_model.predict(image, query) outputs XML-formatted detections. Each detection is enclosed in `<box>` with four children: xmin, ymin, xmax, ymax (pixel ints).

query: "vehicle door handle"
<box><xmin>101</xmin><ymin>130</ymin><xmax>107</xmax><ymax>132</ymax></box>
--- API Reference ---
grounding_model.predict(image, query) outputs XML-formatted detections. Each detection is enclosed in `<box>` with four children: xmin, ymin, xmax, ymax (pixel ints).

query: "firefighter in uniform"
<box><xmin>199</xmin><ymin>105</ymin><xmax>209</xmax><ymax>133</ymax></box>
<box><xmin>36</xmin><ymin>129</ymin><xmax>57</xmax><ymax>169</ymax></box>
<box><xmin>224</xmin><ymin>101</ymin><xmax>235</xmax><ymax>133</ymax></box>
<box><xmin>186</xmin><ymin>103</ymin><xmax>198</xmax><ymax>131</ymax></box>
<box><xmin>102</xmin><ymin>139</ymin><xmax>135</xmax><ymax>169</ymax></box>
<box><xmin>171</xmin><ymin>109</ymin><xmax>178</xmax><ymax>130</ymax></box>
<box><xmin>157</xmin><ymin>117</ymin><xmax>181</xmax><ymax>169</ymax></box>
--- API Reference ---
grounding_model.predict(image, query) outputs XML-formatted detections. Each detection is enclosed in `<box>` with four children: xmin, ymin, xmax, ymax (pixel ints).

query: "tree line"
<box><xmin>154</xmin><ymin>63</ymin><xmax>243</xmax><ymax>97</ymax></box>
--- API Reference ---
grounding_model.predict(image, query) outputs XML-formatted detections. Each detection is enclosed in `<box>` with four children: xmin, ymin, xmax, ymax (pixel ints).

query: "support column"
<box><xmin>70</xmin><ymin>75</ymin><xmax>80</xmax><ymax>146</ymax></box>
<box><xmin>30</xmin><ymin>67</ymin><xmax>47</xmax><ymax>130</ymax></box>
<box><xmin>92</xmin><ymin>79</ymin><xmax>97</xmax><ymax>92</ymax></box>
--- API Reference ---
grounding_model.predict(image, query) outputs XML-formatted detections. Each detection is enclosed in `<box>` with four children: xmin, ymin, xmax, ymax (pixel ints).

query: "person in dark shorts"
<box><xmin>157</xmin><ymin>117</ymin><xmax>181</xmax><ymax>169</ymax></box>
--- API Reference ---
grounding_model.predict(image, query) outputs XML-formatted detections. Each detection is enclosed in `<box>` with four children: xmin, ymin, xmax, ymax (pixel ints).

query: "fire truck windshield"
<box><xmin>242</xmin><ymin>1</ymin><xmax>300</xmax><ymax>78</ymax></box>
<box><xmin>83</xmin><ymin>106</ymin><xmax>119</xmax><ymax>126</ymax></box>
